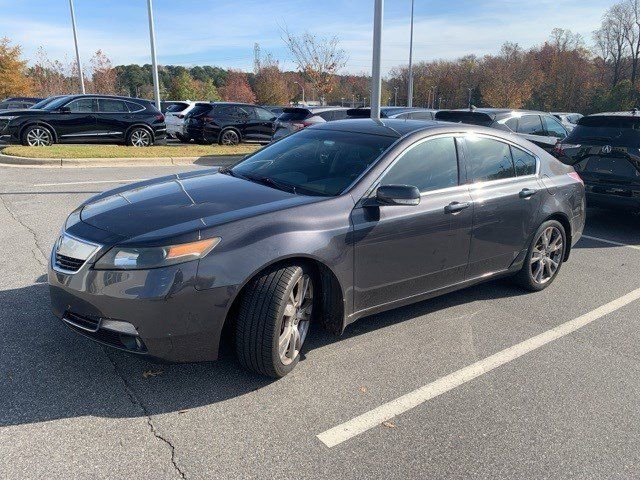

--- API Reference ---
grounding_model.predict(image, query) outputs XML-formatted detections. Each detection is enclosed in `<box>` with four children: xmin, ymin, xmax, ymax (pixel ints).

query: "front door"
<box><xmin>352</xmin><ymin>136</ymin><xmax>473</xmax><ymax>314</ymax></box>
<box><xmin>460</xmin><ymin>134</ymin><xmax>543</xmax><ymax>278</ymax></box>
<box><xmin>53</xmin><ymin>97</ymin><xmax>97</xmax><ymax>140</ymax></box>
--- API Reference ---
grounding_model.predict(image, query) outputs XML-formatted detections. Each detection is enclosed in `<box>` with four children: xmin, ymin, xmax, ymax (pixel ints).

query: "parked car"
<box><xmin>0</xmin><ymin>97</ymin><xmax>42</xmax><ymax>110</ymax></box>
<box><xmin>183</xmin><ymin>102</ymin><xmax>276</xmax><ymax>145</ymax></box>
<box><xmin>552</xmin><ymin>112</ymin><xmax>583</xmax><ymax>132</ymax></box>
<box><xmin>0</xmin><ymin>94</ymin><xmax>166</xmax><ymax>146</ymax></box>
<box><xmin>160</xmin><ymin>101</ymin><xmax>186</xmax><ymax>114</ymax></box>
<box><xmin>272</xmin><ymin>106</ymin><xmax>350</xmax><ymax>140</ymax></box>
<box><xmin>554</xmin><ymin>112</ymin><xmax>640</xmax><ymax>211</ymax></box>
<box><xmin>49</xmin><ymin>118</ymin><xmax>585</xmax><ymax>377</ymax></box>
<box><xmin>347</xmin><ymin>107</ymin><xmax>438</xmax><ymax>120</ymax></box>
<box><xmin>164</xmin><ymin>101</ymin><xmax>208</xmax><ymax>141</ymax></box>
<box><xmin>435</xmin><ymin>108</ymin><xmax>568</xmax><ymax>153</ymax></box>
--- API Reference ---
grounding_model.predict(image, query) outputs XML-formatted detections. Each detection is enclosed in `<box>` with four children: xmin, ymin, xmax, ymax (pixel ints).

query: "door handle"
<box><xmin>519</xmin><ymin>188</ymin><xmax>538</xmax><ymax>198</ymax></box>
<box><xmin>444</xmin><ymin>201</ymin><xmax>471</xmax><ymax>213</ymax></box>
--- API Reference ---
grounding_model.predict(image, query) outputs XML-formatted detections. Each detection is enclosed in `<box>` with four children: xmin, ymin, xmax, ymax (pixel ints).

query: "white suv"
<box><xmin>165</xmin><ymin>101</ymin><xmax>208</xmax><ymax>140</ymax></box>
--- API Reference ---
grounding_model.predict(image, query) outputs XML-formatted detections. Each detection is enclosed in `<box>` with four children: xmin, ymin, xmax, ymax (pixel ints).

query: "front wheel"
<box><xmin>513</xmin><ymin>220</ymin><xmax>566</xmax><ymax>291</ymax></box>
<box><xmin>126</xmin><ymin>127</ymin><xmax>152</xmax><ymax>147</ymax></box>
<box><xmin>236</xmin><ymin>265</ymin><xmax>314</xmax><ymax>378</ymax></box>
<box><xmin>22</xmin><ymin>125</ymin><xmax>53</xmax><ymax>146</ymax></box>
<box><xmin>219</xmin><ymin>129</ymin><xmax>240</xmax><ymax>146</ymax></box>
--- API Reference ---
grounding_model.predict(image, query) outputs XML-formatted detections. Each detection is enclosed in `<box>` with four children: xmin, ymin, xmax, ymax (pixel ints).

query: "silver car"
<box><xmin>273</xmin><ymin>106</ymin><xmax>350</xmax><ymax>140</ymax></box>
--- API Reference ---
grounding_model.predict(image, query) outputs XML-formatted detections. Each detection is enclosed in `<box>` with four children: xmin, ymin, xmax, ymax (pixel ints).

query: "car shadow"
<box><xmin>573</xmin><ymin>207</ymin><xmax>640</xmax><ymax>250</ymax></box>
<box><xmin>0</xmin><ymin>278</ymin><xmax>528</xmax><ymax>428</ymax></box>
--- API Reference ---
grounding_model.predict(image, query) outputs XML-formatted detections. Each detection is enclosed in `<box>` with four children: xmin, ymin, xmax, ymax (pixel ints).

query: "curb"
<box><xmin>0</xmin><ymin>153</ymin><xmax>244</xmax><ymax>168</ymax></box>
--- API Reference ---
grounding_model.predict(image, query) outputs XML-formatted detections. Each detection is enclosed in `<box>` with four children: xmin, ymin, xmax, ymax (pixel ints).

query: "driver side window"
<box><xmin>381</xmin><ymin>137</ymin><xmax>459</xmax><ymax>193</ymax></box>
<box><xmin>66</xmin><ymin>98</ymin><xmax>96</xmax><ymax>113</ymax></box>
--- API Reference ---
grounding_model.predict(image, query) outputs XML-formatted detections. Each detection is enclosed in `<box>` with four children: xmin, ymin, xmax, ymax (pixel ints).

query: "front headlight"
<box><xmin>0</xmin><ymin>116</ymin><xmax>17</xmax><ymax>121</ymax></box>
<box><xmin>94</xmin><ymin>237</ymin><xmax>220</xmax><ymax>270</ymax></box>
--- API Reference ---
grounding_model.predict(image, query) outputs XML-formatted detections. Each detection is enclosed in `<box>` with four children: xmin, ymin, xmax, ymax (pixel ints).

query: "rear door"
<box><xmin>515</xmin><ymin>114</ymin><xmax>558</xmax><ymax>152</ymax></box>
<box><xmin>251</xmin><ymin>106</ymin><xmax>277</xmax><ymax>140</ymax></box>
<box><xmin>94</xmin><ymin>98</ymin><xmax>130</xmax><ymax>141</ymax></box>
<box><xmin>53</xmin><ymin>97</ymin><xmax>98</xmax><ymax>140</ymax></box>
<box><xmin>352</xmin><ymin>135</ymin><xmax>473</xmax><ymax>312</ymax></box>
<box><xmin>460</xmin><ymin>134</ymin><xmax>542</xmax><ymax>278</ymax></box>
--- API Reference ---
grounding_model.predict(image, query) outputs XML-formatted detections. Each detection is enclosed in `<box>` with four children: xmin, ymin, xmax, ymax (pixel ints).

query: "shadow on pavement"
<box><xmin>0</xmin><ymin>277</ymin><xmax>527</xmax><ymax>428</ymax></box>
<box><xmin>574</xmin><ymin>207</ymin><xmax>640</xmax><ymax>250</ymax></box>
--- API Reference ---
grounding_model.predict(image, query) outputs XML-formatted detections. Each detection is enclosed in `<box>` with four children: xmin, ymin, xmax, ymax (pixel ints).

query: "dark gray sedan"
<box><xmin>49</xmin><ymin>119</ymin><xmax>585</xmax><ymax>378</ymax></box>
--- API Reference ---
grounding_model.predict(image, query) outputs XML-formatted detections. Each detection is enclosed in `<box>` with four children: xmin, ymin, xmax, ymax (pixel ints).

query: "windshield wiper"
<box><xmin>241</xmin><ymin>173</ymin><xmax>298</xmax><ymax>194</ymax></box>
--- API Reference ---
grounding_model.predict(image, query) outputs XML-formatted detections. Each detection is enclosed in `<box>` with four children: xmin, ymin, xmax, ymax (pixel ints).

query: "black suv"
<box><xmin>0</xmin><ymin>97</ymin><xmax>42</xmax><ymax>110</ymax></box>
<box><xmin>435</xmin><ymin>108</ymin><xmax>568</xmax><ymax>153</ymax></box>
<box><xmin>0</xmin><ymin>95</ymin><xmax>166</xmax><ymax>147</ymax></box>
<box><xmin>555</xmin><ymin>112</ymin><xmax>640</xmax><ymax>211</ymax></box>
<box><xmin>183</xmin><ymin>102</ymin><xmax>276</xmax><ymax>145</ymax></box>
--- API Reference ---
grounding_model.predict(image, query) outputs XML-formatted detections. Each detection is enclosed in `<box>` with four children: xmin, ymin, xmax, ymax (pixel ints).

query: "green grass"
<box><xmin>2</xmin><ymin>143</ymin><xmax>261</xmax><ymax>159</ymax></box>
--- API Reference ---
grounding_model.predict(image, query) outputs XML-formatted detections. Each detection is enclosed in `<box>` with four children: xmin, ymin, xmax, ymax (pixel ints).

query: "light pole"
<box><xmin>407</xmin><ymin>0</ymin><xmax>415</xmax><ymax>107</ymax></box>
<box><xmin>68</xmin><ymin>0</ymin><xmax>85</xmax><ymax>94</ymax></box>
<box><xmin>147</xmin><ymin>0</ymin><xmax>161</xmax><ymax>111</ymax></box>
<box><xmin>294</xmin><ymin>81</ymin><xmax>305</xmax><ymax>104</ymax></box>
<box><xmin>394</xmin><ymin>86</ymin><xmax>398</xmax><ymax>106</ymax></box>
<box><xmin>467</xmin><ymin>87</ymin><xmax>474</xmax><ymax>109</ymax></box>
<box><xmin>370</xmin><ymin>0</ymin><xmax>384</xmax><ymax>120</ymax></box>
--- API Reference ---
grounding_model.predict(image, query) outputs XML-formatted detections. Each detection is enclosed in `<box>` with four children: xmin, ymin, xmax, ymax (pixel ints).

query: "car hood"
<box><xmin>79</xmin><ymin>170</ymin><xmax>321</xmax><ymax>244</ymax></box>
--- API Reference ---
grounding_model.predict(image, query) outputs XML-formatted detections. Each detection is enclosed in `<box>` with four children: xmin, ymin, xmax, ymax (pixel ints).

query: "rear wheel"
<box><xmin>22</xmin><ymin>125</ymin><xmax>53</xmax><ymax>146</ymax></box>
<box><xmin>126</xmin><ymin>127</ymin><xmax>152</xmax><ymax>147</ymax></box>
<box><xmin>513</xmin><ymin>220</ymin><xmax>566</xmax><ymax>291</ymax></box>
<box><xmin>236</xmin><ymin>265</ymin><xmax>314</xmax><ymax>378</ymax></box>
<box><xmin>219</xmin><ymin>129</ymin><xmax>240</xmax><ymax>146</ymax></box>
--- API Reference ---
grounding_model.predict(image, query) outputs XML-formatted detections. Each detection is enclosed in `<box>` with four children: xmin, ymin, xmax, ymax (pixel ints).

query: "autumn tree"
<box><xmin>89</xmin><ymin>50</ymin><xmax>117</xmax><ymax>94</ymax></box>
<box><xmin>281</xmin><ymin>28</ymin><xmax>347</xmax><ymax>102</ymax></box>
<box><xmin>220</xmin><ymin>70</ymin><xmax>256</xmax><ymax>103</ymax></box>
<box><xmin>196</xmin><ymin>77</ymin><xmax>221</xmax><ymax>101</ymax></box>
<box><xmin>253</xmin><ymin>48</ymin><xmax>289</xmax><ymax>105</ymax></box>
<box><xmin>169</xmin><ymin>70</ymin><xmax>197</xmax><ymax>99</ymax></box>
<box><xmin>29</xmin><ymin>47</ymin><xmax>75</xmax><ymax>96</ymax></box>
<box><xmin>480</xmin><ymin>43</ymin><xmax>537</xmax><ymax>108</ymax></box>
<box><xmin>0</xmin><ymin>37</ymin><xmax>33</xmax><ymax>98</ymax></box>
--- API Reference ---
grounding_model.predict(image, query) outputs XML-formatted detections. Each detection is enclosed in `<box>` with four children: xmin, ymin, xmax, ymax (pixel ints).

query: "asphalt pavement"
<box><xmin>1</xmin><ymin>164</ymin><xmax>639</xmax><ymax>479</ymax></box>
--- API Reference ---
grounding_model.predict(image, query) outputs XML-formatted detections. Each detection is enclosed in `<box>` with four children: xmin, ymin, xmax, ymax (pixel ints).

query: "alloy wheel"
<box><xmin>130</xmin><ymin>129</ymin><xmax>151</xmax><ymax>147</ymax></box>
<box><xmin>278</xmin><ymin>274</ymin><xmax>313</xmax><ymax>365</ymax></box>
<box><xmin>26</xmin><ymin>127</ymin><xmax>52</xmax><ymax>146</ymax></box>
<box><xmin>221</xmin><ymin>130</ymin><xmax>239</xmax><ymax>145</ymax></box>
<box><xmin>530</xmin><ymin>226</ymin><xmax>564</xmax><ymax>284</ymax></box>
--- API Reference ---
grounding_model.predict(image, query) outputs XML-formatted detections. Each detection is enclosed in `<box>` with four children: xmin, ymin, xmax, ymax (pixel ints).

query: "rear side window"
<box><xmin>542</xmin><ymin>115</ymin><xmax>567</xmax><ymax>139</ymax></box>
<box><xmin>66</xmin><ymin>98</ymin><xmax>96</xmax><ymax>113</ymax></box>
<box><xmin>318</xmin><ymin>110</ymin><xmax>339</xmax><ymax>121</ymax></box>
<box><xmin>190</xmin><ymin>104</ymin><xmax>213</xmax><ymax>117</ymax></box>
<box><xmin>254</xmin><ymin>107</ymin><xmax>274</xmax><ymax>121</ymax></box>
<box><xmin>279</xmin><ymin>109</ymin><xmax>310</xmax><ymax>121</ymax></box>
<box><xmin>517</xmin><ymin>115</ymin><xmax>545</xmax><ymax>135</ymax></box>
<box><xmin>504</xmin><ymin>117</ymin><xmax>518</xmax><ymax>131</ymax></box>
<box><xmin>409</xmin><ymin>111</ymin><xmax>434</xmax><ymax>120</ymax></box>
<box><xmin>98</xmin><ymin>99</ymin><xmax>127</xmax><ymax>112</ymax></box>
<box><xmin>511</xmin><ymin>146</ymin><xmax>537</xmax><ymax>176</ymax></box>
<box><xmin>125</xmin><ymin>101</ymin><xmax>145</xmax><ymax>112</ymax></box>
<box><xmin>381</xmin><ymin>137</ymin><xmax>459</xmax><ymax>192</ymax></box>
<box><xmin>165</xmin><ymin>103</ymin><xmax>189</xmax><ymax>113</ymax></box>
<box><xmin>465</xmin><ymin>137</ymin><xmax>515</xmax><ymax>182</ymax></box>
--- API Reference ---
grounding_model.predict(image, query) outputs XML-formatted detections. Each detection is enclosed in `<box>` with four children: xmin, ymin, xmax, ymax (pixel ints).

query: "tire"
<box><xmin>236</xmin><ymin>265</ymin><xmax>315</xmax><ymax>378</ymax></box>
<box><xmin>176</xmin><ymin>133</ymin><xmax>190</xmax><ymax>143</ymax></box>
<box><xmin>126</xmin><ymin>127</ymin><xmax>153</xmax><ymax>147</ymax></box>
<box><xmin>219</xmin><ymin>129</ymin><xmax>240</xmax><ymax>146</ymax></box>
<box><xmin>512</xmin><ymin>220</ymin><xmax>566</xmax><ymax>291</ymax></box>
<box><xmin>21</xmin><ymin>125</ymin><xmax>53</xmax><ymax>146</ymax></box>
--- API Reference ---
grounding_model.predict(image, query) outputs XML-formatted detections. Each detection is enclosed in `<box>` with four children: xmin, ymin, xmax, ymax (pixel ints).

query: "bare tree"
<box><xmin>594</xmin><ymin>3</ymin><xmax>630</xmax><ymax>86</ymax></box>
<box><xmin>281</xmin><ymin>27</ymin><xmax>347</xmax><ymax>102</ymax></box>
<box><xmin>624</xmin><ymin>0</ymin><xmax>640</xmax><ymax>84</ymax></box>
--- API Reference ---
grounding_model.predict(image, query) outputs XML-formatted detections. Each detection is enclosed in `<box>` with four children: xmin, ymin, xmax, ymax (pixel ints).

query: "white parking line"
<box><xmin>581</xmin><ymin>235</ymin><xmax>640</xmax><ymax>251</ymax></box>
<box><xmin>317</xmin><ymin>286</ymin><xmax>640</xmax><ymax>448</ymax></box>
<box><xmin>33</xmin><ymin>179</ymin><xmax>147</xmax><ymax>187</ymax></box>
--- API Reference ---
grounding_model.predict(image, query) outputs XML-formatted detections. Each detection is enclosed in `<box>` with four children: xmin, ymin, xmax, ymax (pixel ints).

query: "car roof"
<box><xmin>590</xmin><ymin>110</ymin><xmax>640</xmax><ymax>117</ymax></box>
<box><xmin>312</xmin><ymin>118</ymin><xmax>448</xmax><ymax>137</ymax></box>
<box><xmin>63</xmin><ymin>94</ymin><xmax>153</xmax><ymax>103</ymax></box>
<box><xmin>2</xmin><ymin>97</ymin><xmax>41</xmax><ymax>102</ymax></box>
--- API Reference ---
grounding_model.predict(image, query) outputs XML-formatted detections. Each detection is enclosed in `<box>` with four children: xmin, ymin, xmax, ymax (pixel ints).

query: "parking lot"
<box><xmin>1</xmin><ymin>163</ymin><xmax>640</xmax><ymax>479</ymax></box>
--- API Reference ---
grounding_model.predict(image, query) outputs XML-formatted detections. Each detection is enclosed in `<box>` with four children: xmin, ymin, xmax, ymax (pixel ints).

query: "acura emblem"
<box><xmin>601</xmin><ymin>145</ymin><xmax>612</xmax><ymax>154</ymax></box>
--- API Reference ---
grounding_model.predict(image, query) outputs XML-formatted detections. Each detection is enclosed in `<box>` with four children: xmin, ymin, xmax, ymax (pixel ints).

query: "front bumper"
<box><xmin>48</xmin><ymin>245</ymin><xmax>233</xmax><ymax>362</ymax></box>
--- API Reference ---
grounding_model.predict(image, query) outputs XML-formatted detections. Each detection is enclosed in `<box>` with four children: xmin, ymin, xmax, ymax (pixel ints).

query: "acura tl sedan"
<box><xmin>49</xmin><ymin>119</ymin><xmax>585</xmax><ymax>378</ymax></box>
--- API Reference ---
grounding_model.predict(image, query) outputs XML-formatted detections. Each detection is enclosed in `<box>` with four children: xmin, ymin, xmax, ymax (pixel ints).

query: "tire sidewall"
<box><xmin>219</xmin><ymin>128</ymin><xmax>240</xmax><ymax>145</ymax></box>
<box><xmin>522</xmin><ymin>220</ymin><xmax>566</xmax><ymax>291</ymax></box>
<box><xmin>22</xmin><ymin>125</ymin><xmax>53</xmax><ymax>147</ymax></box>
<box><xmin>127</xmin><ymin>127</ymin><xmax>152</xmax><ymax>146</ymax></box>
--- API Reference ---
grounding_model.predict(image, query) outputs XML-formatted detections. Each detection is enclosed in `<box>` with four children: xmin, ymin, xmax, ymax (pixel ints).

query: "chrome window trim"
<box><xmin>52</xmin><ymin>232</ymin><xmax>102</xmax><ymax>275</ymax></box>
<box><xmin>60</xmin><ymin>131</ymin><xmax>122</xmax><ymax>137</ymax></box>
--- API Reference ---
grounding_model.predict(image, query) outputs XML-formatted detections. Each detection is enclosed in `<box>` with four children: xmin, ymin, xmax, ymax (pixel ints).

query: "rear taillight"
<box><xmin>291</xmin><ymin>120</ymin><xmax>315</xmax><ymax>132</ymax></box>
<box><xmin>567</xmin><ymin>171</ymin><xmax>584</xmax><ymax>184</ymax></box>
<box><xmin>155</xmin><ymin>114</ymin><xmax>164</xmax><ymax>122</ymax></box>
<box><xmin>554</xmin><ymin>142</ymin><xmax>580</xmax><ymax>156</ymax></box>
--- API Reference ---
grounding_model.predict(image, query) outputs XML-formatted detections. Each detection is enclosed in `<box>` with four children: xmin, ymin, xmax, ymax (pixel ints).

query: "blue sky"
<box><xmin>2</xmin><ymin>0</ymin><xmax>614</xmax><ymax>74</ymax></box>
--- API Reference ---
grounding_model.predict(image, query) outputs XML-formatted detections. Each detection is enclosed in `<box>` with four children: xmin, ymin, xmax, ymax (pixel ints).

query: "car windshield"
<box><xmin>229</xmin><ymin>129</ymin><xmax>396</xmax><ymax>196</ymax></box>
<box><xmin>41</xmin><ymin>96</ymin><xmax>73</xmax><ymax>111</ymax></box>
<box><xmin>567</xmin><ymin>116</ymin><xmax>640</xmax><ymax>147</ymax></box>
<box><xmin>31</xmin><ymin>96</ymin><xmax>64</xmax><ymax>109</ymax></box>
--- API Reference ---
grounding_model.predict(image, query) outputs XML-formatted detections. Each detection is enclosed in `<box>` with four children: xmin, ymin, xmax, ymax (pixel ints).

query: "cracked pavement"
<box><xmin>1</xmin><ymin>165</ymin><xmax>640</xmax><ymax>479</ymax></box>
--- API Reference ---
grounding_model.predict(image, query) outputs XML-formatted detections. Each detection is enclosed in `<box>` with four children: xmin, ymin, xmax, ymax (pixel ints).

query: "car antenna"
<box><xmin>633</xmin><ymin>108</ymin><xmax>638</xmax><ymax>116</ymax></box>
<box><xmin>469</xmin><ymin>104</ymin><xmax>477</xmax><ymax>111</ymax></box>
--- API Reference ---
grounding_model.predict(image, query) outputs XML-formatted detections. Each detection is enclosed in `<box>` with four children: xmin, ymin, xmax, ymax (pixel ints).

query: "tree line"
<box><xmin>1</xmin><ymin>1</ymin><xmax>640</xmax><ymax>113</ymax></box>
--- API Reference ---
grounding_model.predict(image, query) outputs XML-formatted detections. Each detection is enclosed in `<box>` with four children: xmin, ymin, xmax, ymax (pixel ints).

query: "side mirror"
<box><xmin>58</xmin><ymin>106</ymin><xmax>71</xmax><ymax>113</ymax></box>
<box><xmin>375</xmin><ymin>184</ymin><xmax>421</xmax><ymax>206</ymax></box>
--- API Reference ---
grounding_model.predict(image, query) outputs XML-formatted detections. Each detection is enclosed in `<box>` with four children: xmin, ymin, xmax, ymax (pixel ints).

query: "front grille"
<box><xmin>55</xmin><ymin>253</ymin><xmax>85</xmax><ymax>272</ymax></box>
<box><xmin>63</xmin><ymin>311</ymin><xmax>100</xmax><ymax>332</ymax></box>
